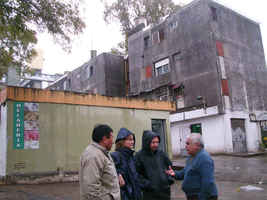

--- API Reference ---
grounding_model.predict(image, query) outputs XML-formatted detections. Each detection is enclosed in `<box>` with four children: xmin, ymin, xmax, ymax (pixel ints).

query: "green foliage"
<box><xmin>0</xmin><ymin>0</ymin><xmax>85</xmax><ymax>78</ymax></box>
<box><xmin>101</xmin><ymin>0</ymin><xmax>180</xmax><ymax>53</ymax></box>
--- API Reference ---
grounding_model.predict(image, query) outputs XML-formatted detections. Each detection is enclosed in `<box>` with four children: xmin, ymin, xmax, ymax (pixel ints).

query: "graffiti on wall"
<box><xmin>13</xmin><ymin>102</ymin><xmax>40</xmax><ymax>149</ymax></box>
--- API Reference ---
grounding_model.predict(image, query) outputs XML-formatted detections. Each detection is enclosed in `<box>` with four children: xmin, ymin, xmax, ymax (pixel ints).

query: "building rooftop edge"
<box><xmin>0</xmin><ymin>86</ymin><xmax>176</xmax><ymax>112</ymax></box>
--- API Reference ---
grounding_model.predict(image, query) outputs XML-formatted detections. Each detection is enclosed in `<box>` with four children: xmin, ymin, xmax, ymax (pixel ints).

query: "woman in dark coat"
<box><xmin>111</xmin><ymin>128</ymin><xmax>142</xmax><ymax>200</ymax></box>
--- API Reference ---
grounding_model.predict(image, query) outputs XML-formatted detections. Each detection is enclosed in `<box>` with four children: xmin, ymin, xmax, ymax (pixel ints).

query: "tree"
<box><xmin>0</xmin><ymin>0</ymin><xmax>85</xmax><ymax>78</ymax></box>
<box><xmin>101</xmin><ymin>0</ymin><xmax>180</xmax><ymax>54</ymax></box>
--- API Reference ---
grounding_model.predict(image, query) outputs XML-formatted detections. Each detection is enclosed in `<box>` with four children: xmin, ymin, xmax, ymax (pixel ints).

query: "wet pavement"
<box><xmin>1</xmin><ymin>180</ymin><xmax>267</xmax><ymax>200</ymax></box>
<box><xmin>0</xmin><ymin>182</ymin><xmax>78</xmax><ymax>200</ymax></box>
<box><xmin>173</xmin><ymin>154</ymin><xmax>267</xmax><ymax>184</ymax></box>
<box><xmin>0</xmin><ymin>155</ymin><xmax>267</xmax><ymax>200</ymax></box>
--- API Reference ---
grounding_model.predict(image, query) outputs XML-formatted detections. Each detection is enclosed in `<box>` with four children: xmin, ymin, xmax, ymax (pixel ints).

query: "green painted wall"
<box><xmin>7</xmin><ymin>101</ymin><xmax>171</xmax><ymax>175</ymax></box>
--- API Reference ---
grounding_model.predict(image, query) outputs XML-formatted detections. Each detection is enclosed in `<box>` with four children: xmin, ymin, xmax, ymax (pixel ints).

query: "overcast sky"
<box><xmin>38</xmin><ymin>0</ymin><xmax>267</xmax><ymax>74</ymax></box>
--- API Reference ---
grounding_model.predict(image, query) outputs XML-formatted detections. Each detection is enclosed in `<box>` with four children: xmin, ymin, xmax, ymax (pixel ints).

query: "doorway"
<box><xmin>231</xmin><ymin>119</ymin><xmax>247</xmax><ymax>153</ymax></box>
<box><xmin>152</xmin><ymin>119</ymin><xmax>167</xmax><ymax>152</ymax></box>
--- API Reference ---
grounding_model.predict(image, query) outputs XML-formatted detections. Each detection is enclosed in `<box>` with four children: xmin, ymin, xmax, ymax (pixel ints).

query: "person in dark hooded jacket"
<box><xmin>135</xmin><ymin>130</ymin><xmax>174</xmax><ymax>200</ymax></box>
<box><xmin>111</xmin><ymin>128</ymin><xmax>142</xmax><ymax>200</ymax></box>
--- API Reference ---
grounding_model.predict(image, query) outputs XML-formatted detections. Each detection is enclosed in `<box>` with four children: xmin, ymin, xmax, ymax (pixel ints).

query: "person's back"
<box><xmin>135</xmin><ymin>130</ymin><xmax>174</xmax><ymax>200</ymax></box>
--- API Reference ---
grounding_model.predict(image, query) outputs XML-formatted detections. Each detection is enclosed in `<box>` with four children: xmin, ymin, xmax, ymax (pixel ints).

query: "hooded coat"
<box><xmin>111</xmin><ymin>128</ymin><xmax>142</xmax><ymax>200</ymax></box>
<box><xmin>134</xmin><ymin>130</ymin><xmax>174</xmax><ymax>200</ymax></box>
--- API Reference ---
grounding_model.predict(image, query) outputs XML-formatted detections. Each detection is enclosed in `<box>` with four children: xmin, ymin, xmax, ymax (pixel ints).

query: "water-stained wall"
<box><xmin>128</xmin><ymin>0</ymin><xmax>267</xmax><ymax>113</ymax></box>
<box><xmin>49</xmin><ymin>53</ymin><xmax>126</xmax><ymax>97</ymax></box>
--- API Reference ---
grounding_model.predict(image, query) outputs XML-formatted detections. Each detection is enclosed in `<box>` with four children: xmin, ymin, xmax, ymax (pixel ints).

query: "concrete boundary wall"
<box><xmin>0</xmin><ymin>86</ymin><xmax>175</xmax><ymax>178</ymax></box>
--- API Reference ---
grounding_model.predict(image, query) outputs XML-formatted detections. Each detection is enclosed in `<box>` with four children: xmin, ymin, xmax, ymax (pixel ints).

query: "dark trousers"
<box><xmin>186</xmin><ymin>195</ymin><xmax>218</xmax><ymax>200</ymax></box>
<box><xmin>143</xmin><ymin>188</ymin><xmax>170</xmax><ymax>200</ymax></box>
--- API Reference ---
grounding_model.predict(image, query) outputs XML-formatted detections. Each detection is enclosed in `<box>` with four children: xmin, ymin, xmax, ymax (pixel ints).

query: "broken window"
<box><xmin>173</xmin><ymin>84</ymin><xmax>185</xmax><ymax>109</ymax></box>
<box><xmin>152</xmin><ymin>29</ymin><xmax>164</xmax><ymax>45</ymax></box>
<box><xmin>159</xmin><ymin>29</ymin><xmax>164</xmax><ymax>41</ymax></box>
<box><xmin>154</xmin><ymin>58</ymin><xmax>170</xmax><ymax>76</ymax></box>
<box><xmin>144</xmin><ymin>36</ymin><xmax>150</xmax><ymax>49</ymax></box>
<box><xmin>210</xmin><ymin>6</ymin><xmax>217</xmax><ymax>21</ymax></box>
<box><xmin>155</xmin><ymin>86</ymin><xmax>169</xmax><ymax>101</ymax></box>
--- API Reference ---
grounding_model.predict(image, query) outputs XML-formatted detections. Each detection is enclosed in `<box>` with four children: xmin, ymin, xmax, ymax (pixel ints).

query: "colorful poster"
<box><xmin>13</xmin><ymin>102</ymin><xmax>40</xmax><ymax>149</ymax></box>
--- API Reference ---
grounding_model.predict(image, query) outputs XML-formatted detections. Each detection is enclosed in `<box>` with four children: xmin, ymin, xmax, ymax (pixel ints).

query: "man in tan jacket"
<box><xmin>80</xmin><ymin>124</ymin><xmax>120</xmax><ymax>200</ymax></box>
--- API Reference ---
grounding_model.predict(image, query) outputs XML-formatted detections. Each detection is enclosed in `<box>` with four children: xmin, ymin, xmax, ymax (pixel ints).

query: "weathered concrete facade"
<box><xmin>48</xmin><ymin>53</ymin><xmax>126</xmax><ymax>97</ymax></box>
<box><xmin>128</xmin><ymin>0</ymin><xmax>267</xmax><ymax>154</ymax></box>
<box><xmin>0</xmin><ymin>87</ymin><xmax>175</xmax><ymax>178</ymax></box>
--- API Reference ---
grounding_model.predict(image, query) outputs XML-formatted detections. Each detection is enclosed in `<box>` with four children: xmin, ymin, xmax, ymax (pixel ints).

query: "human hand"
<box><xmin>118</xmin><ymin>174</ymin><xmax>125</xmax><ymax>187</ymax></box>
<box><xmin>165</xmin><ymin>166</ymin><xmax>175</xmax><ymax>176</ymax></box>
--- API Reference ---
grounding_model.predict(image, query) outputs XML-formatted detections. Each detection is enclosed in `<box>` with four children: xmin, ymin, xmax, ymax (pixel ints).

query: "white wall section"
<box><xmin>0</xmin><ymin>105</ymin><xmax>7</xmax><ymax>177</ymax></box>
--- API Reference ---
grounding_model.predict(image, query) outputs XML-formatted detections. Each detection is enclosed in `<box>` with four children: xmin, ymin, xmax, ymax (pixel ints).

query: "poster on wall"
<box><xmin>13</xmin><ymin>102</ymin><xmax>40</xmax><ymax>149</ymax></box>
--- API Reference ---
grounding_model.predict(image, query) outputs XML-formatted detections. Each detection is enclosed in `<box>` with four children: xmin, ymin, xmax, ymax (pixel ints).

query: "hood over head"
<box><xmin>142</xmin><ymin>130</ymin><xmax>160</xmax><ymax>151</ymax></box>
<box><xmin>115</xmin><ymin>128</ymin><xmax>135</xmax><ymax>144</ymax></box>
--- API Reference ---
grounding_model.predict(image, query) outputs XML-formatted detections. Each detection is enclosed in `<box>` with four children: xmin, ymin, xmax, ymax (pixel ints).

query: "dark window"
<box><xmin>152</xmin><ymin>119</ymin><xmax>167</xmax><ymax>152</ymax></box>
<box><xmin>210</xmin><ymin>7</ymin><xmax>217</xmax><ymax>21</ymax></box>
<box><xmin>90</xmin><ymin>66</ymin><xmax>93</xmax><ymax>77</ymax></box>
<box><xmin>173</xmin><ymin>84</ymin><xmax>184</xmax><ymax>101</ymax></box>
<box><xmin>144</xmin><ymin>36</ymin><xmax>149</xmax><ymax>49</ymax></box>
<box><xmin>68</xmin><ymin>79</ymin><xmax>71</xmax><ymax>88</ymax></box>
<box><xmin>159</xmin><ymin>29</ymin><xmax>164</xmax><ymax>41</ymax></box>
<box><xmin>169</xmin><ymin>21</ymin><xmax>178</xmax><ymax>32</ymax></box>
<box><xmin>152</xmin><ymin>31</ymin><xmax>159</xmax><ymax>44</ymax></box>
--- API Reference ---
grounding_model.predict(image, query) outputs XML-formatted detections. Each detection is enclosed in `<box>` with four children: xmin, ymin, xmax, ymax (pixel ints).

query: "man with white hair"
<box><xmin>167</xmin><ymin>133</ymin><xmax>218</xmax><ymax>200</ymax></box>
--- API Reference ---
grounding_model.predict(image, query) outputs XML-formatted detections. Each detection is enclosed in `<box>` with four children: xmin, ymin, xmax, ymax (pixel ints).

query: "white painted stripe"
<box><xmin>0</xmin><ymin>105</ymin><xmax>7</xmax><ymax>177</ymax></box>
<box><xmin>170</xmin><ymin>106</ymin><xmax>219</xmax><ymax>122</ymax></box>
<box><xmin>219</xmin><ymin>56</ymin><xmax>227</xmax><ymax>79</ymax></box>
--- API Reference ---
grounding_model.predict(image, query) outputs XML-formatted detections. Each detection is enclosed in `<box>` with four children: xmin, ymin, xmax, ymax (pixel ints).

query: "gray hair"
<box><xmin>189</xmin><ymin>133</ymin><xmax>204</xmax><ymax>148</ymax></box>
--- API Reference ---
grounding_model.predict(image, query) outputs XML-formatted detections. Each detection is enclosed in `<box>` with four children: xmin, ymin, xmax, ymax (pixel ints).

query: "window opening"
<box><xmin>90</xmin><ymin>66</ymin><xmax>93</xmax><ymax>77</ymax></box>
<box><xmin>159</xmin><ymin>29</ymin><xmax>164</xmax><ymax>41</ymax></box>
<box><xmin>144</xmin><ymin>36</ymin><xmax>149</xmax><ymax>49</ymax></box>
<box><xmin>154</xmin><ymin>58</ymin><xmax>170</xmax><ymax>76</ymax></box>
<box><xmin>210</xmin><ymin>7</ymin><xmax>217</xmax><ymax>21</ymax></box>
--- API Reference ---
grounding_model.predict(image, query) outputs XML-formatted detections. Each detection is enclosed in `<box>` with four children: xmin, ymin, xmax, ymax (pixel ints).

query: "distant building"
<box><xmin>48</xmin><ymin>52</ymin><xmax>126</xmax><ymax>97</ymax></box>
<box><xmin>2</xmin><ymin>48</ymin><xmax>60</xmax><ymax>89</ymax></box>
<box><xmin>128</xmin><ymin>0</ymin><xmax>267</xmax><ymax>154</ymax></box>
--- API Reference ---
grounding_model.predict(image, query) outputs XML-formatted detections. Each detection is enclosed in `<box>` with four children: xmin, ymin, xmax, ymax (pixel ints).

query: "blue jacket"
<box><xmin>174</xmin><ymin>149</ymin><xmax>218</xmax><ymax>200</ymax></box>
<box><xmin>111</xmin><ymin>128</ymin><xmax>142</xmax><ymax>200</ymax></box>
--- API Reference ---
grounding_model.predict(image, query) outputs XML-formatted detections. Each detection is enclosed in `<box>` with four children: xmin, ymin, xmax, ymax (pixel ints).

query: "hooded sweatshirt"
<box><xmin>111</xmin><ymin>128</ymin><xmax>142</xmax><ymax>200</ymax></box>
<box><xmin>134</xmin><ymin>130</ymin><xmax>174</xmax><ymax>200</ymax></box>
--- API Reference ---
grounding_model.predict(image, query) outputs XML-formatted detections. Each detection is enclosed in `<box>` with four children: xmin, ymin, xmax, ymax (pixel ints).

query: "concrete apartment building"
<box><xmin>48</xmin><ymin>52</ymin><xmax>126</xmax><ymax>97</ymax></box>
<box><xmin>128</xmin><ymin>0</ymin><xmax>267</xmax><ymax>155</ymax></box>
